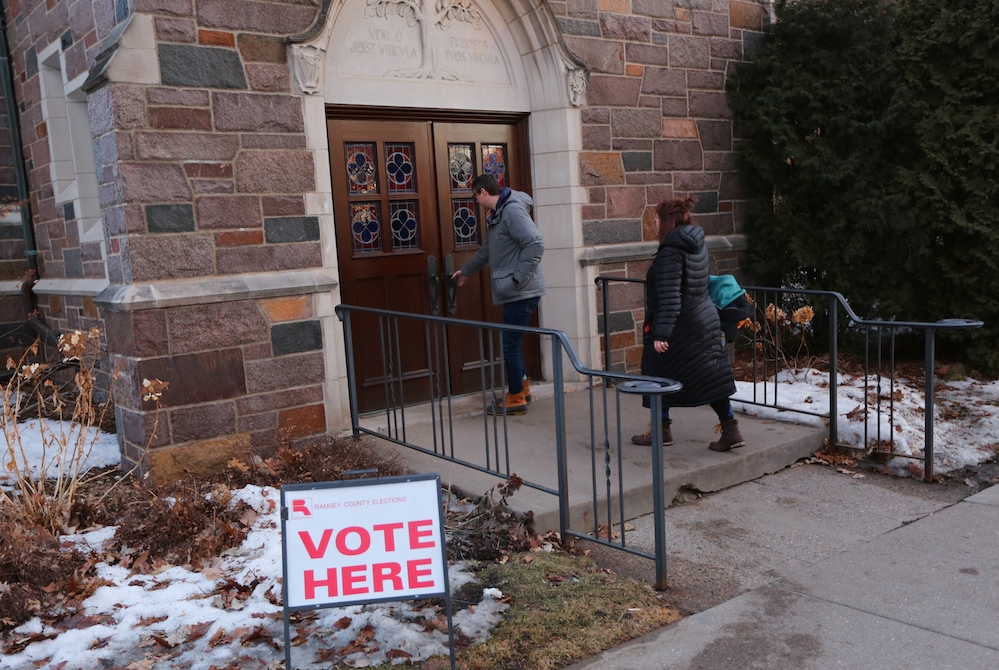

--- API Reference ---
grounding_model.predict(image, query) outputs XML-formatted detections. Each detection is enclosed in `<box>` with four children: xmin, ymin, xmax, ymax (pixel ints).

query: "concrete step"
<box><xmin>356</xmin><ymin>381</ymin><xmax>827</xmax><ymax>533</ymax></box>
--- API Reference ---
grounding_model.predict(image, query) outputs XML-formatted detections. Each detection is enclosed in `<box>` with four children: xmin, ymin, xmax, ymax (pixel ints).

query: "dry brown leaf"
<box><xmin>239</xmin><ymin>508</ymin><xmax>258</xmax><ymax>528</ymax></box>
<box><xmin>227</xmin><ymin>458</ymin><xmax>250</xmax><ymax>473</ymax></box>
<box><xmin>240</xmin><ymin>625</ymin><xmax>279</xmax><ymax>649</ymax></box>
<box><xmin>134</xmin><ymin>615</ymin><xmax>169</xmax><ymax>628</ymax></box>
<box><xmin>595</xmin><ymin>523</ymin><xmax>619</xmax><ymax>540</ymax></box>
<box><xmin>207</xmin><ymin>627</ymin><xmax>230</xmax><ymax>648</ymax></box>
<box><xmin>264</xmin><ymin>586</ymin><xmax>281</xmax><ymax>606</ymax></box>
<box><xmin>201</xmin><ymin>566</ymin><xmax>224</xmax><ymax>580</ymax></box>
<box><xmin>314</xmin><ymin>646</ymin><xmax>340</xmax><ymax>662</ymax></box>
<box><xmin>185</xmin><ymin>621</ymin><xmax>215</xmax><ymax>643</ymax></box>
<box><xmin>355</xmin><ymin>623</ymin><xmax>375</xmax><ymax>644</ymax></box>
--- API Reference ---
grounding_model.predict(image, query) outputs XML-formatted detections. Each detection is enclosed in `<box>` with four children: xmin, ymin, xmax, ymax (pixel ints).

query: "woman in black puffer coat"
<box><xmin>631</xmin><ymin>197</ymin><xmax>745</xmax><ymax>452</ymax></box>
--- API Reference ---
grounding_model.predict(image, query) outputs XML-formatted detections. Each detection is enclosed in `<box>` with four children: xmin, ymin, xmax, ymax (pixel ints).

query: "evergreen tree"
<box><xmin>728</xmin><ymin>0</ymin><xmax>999</xmax><ymax>372</ymax></box>
<box><xmin>895</xmin><ymin>0</ymin><xmax>999</xmax><ymax>369</ymax></box>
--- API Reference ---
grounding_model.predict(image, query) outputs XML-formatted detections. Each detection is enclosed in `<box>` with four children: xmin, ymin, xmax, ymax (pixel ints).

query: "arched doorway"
<box><xmin>288</xmin><ymin>0</ymin><xmax>595</xmax><ymax>423</ymax></box>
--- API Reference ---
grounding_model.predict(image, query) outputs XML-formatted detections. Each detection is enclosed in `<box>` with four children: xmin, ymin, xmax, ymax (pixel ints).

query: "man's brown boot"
<box><xmin>487</xmin><ymin>389</ymin><xmax>529</xmax><ymax>415</ymax></box>
<box><xmin>708</xmin><ymin>418</ymin><xmax>746</xmax><ymax>452</ymax></box>
<box><xmin>630</xmin><ymin>420</ymin><xmax>673</xmax><ymax>446</ymax></box>
<box><xmin>523</xmin><ymin>377</ymin><xmax>532</xmax><ymax>404</ymax></box>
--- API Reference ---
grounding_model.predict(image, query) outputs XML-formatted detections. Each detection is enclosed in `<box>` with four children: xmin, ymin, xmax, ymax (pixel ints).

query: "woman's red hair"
<box><xmin>656</xmin><ymin>197</ymin><xmax>697</xmax><ymax>243</ymax></box>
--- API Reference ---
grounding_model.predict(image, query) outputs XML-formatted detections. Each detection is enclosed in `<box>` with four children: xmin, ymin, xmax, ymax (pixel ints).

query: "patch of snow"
<box><xmin>733</xmin><ymin>369</ymin><xmax>999</xmax><ymax>474</ymax></box>
<box><xmin>1</xmin><ymin>419</ymin><xmax>119</xmax><ymax>486</ymax></box>
<box><xmin>3</xmin><ymin>484</ymin><xmax>507</xmax><ymax>670</ymax></box>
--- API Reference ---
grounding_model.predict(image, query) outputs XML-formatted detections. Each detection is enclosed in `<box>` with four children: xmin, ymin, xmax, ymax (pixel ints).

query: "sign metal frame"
<box><xmin>280</xmin><ymin>473</ymin><xmax>456</xmax><ymax>669</ymax></box>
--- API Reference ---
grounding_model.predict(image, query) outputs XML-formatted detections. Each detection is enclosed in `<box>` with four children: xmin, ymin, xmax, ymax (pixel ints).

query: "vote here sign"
<box><xmin>281</xmin><ymin>474</ymin><xmax>448</xmax><ymax>610</ymax></box>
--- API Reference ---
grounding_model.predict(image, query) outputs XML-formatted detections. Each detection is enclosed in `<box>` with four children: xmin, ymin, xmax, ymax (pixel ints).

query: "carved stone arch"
<box><xmin>293</xmin><ymin>1</ymin><xmax>597</xmax><ymax>429</ymax></box>
<box><xmin>286</xmin><ymin>0</ymin><xmax>587</xmax><ymax>111</ymax></box>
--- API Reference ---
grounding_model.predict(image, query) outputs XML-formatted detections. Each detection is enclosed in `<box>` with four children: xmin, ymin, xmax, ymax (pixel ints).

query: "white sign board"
<box><xmin>281</xmin><ymin>475</ymin><xmax>447</xmax><ymax>610</ymax></box>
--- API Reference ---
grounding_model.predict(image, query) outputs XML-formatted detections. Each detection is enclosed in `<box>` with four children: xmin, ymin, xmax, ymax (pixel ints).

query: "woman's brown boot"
<box><xmin>708</xmin><ymin>418</ymin><xmax>745</xmax><ymax>452</ymax></box>
<box><xmin>631</xmin><ymin>420</ymin><xmax>673</xmax><ymax>446</ymax></box>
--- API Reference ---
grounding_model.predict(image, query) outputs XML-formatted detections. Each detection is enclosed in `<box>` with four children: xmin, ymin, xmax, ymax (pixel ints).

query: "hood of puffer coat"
<box><xmin>660</xmin><ymin>223</ymin><xmax>704</xmax><ymax>254</ymax></box>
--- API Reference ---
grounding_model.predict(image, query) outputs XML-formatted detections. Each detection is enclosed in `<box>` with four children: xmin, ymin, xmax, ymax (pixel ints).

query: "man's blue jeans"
<box><xmin>502</xmin><ymin>296</ymin><xmax>540</xmax><ymax>394</ymax></box>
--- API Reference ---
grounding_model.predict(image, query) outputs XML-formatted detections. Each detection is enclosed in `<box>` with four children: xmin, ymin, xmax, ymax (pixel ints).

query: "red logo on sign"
<box><xmin>292</xmin><ymin>498</ymin><xmax>312</xmax><ymax>518</ymax></box>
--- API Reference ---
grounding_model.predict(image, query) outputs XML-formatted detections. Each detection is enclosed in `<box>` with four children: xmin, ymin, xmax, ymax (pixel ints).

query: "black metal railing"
<box><xmin>595</xmin><ymin>276</ymin><xmax>983</xmax><ymax>482</ymax></box>
<box><xmin>336</xmin><ymin>304</ymin><xmax>680</xmax><ymax>588</ymax></box>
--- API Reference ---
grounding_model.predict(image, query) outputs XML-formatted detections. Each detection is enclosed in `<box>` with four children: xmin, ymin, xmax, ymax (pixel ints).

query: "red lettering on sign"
<box><xmin>292</xmin><ymin>499</ymin><xmax>311</xmax><ymax>516</ymax></box>
<box><xmin>408</xmin><ymin>519</ymin><xmax>435</xmax><ymax>549</ymax></box>
<box><xmin>304</xmin><ymin>568</ymin><xmax>338</xmax><ymax>599</ymax></box>
<box><xmin>372</xmin><ymin>562</ymin><xmax>403</xmax><ymax>592</ymax></box>
<box><xmin>373</xmin><ymin>522</ymin><xmax>404</xmax><ymax>551</ymax></box>
<box><xmin>299</xmin><ymin>529</ymin><xmax>333</xmax><ymax>559</ymax></box>
<box><xmin>407</xmin><ymin>558</ymin><xmax>434</xmax><ymax>589</ymax></box>
<box><xmin>341</xmin><ymin>565</ymin><xmax>369</xmax><ymax>595</ymax></box>
<box><xmin>336</xmin><ymin>526</ymin><xmax>371</xmax><ymax>556</ymax></box>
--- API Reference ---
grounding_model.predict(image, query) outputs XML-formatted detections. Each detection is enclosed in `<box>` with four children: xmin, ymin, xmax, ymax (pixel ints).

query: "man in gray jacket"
<box><xmin>451</xmin><ymin>174</ymin><xmax>545</xmax><ymax>415</ymax></box>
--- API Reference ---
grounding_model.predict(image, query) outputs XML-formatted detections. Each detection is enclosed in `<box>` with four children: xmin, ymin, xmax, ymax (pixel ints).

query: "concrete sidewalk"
<box><xmin>568</xmin><ymin>469</ymin><xmax>999</xmax><ymax>670</ymax></box>
<box><xmin>359</xmin><ymin>381</ymin><xmax>998</xmax><ymax>669</ymax></box>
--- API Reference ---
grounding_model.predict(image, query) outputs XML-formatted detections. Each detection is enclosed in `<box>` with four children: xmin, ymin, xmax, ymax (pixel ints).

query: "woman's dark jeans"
<box><xmin>501</xmin><ymin>296</ymin><xmax>540</xmax><ymax>394</ymax></box>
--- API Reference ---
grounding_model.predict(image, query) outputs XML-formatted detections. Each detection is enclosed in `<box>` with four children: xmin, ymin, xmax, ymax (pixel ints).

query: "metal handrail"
<box><xmin>335</xmin><ymin>303</ymin><xmax>682</xmax><ymax>588</ymax></box>
<box><xmin>595</xmin><ymin>276</ymin><xmax>983</xmax><ymax>482</ymax></box>
<box><xmin>337</xmin><ymin>303</ymin><xmax>676</xmax><ymax>384</ymax></box>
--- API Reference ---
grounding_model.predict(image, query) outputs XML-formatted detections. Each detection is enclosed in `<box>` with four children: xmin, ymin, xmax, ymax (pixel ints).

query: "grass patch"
<box><xmin>455</xmin><ymin>551</ymin><xmax>681</xmax><ymax>670</ymax></box>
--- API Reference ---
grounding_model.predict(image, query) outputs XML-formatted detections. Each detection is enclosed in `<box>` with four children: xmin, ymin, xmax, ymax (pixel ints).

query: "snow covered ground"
<box><xmin>731</xmin><ymin>369</ymin><xmax>999</xmax><ymax>475</ymax></box>
<box><xmin>3</xmin><ymin>367</ymin><xmax>998</xmax><ymax>669</ymax></box>
<box><xmin>2</xmin><ymin>480</ymin><xmax>507</xmax><ymax>669</ymax></box>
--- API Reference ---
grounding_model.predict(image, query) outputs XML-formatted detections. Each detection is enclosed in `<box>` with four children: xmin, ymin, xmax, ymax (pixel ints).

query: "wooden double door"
<box><xmin>328</xmin><ymin>115</ymin><xmax>540</xmax><ymax>412</ymax></box>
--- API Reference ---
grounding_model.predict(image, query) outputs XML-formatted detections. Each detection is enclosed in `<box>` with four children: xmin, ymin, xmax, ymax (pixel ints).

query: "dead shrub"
<box><xmin>110</xmin><ymin>481</ymin><xmax>255</xmax><ymax>568</ymax></box>
<box><xmin>0</xmin><ymin>521</ymin><xmax>88</xmax><ymax>631</ymax></box>
<box><xmin>214</xmin><ymin>437</ymin><xmax>406</xmax><ymax>489</ymax></box>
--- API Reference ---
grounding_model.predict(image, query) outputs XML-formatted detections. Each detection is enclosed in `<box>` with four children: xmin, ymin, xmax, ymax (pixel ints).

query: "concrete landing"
<box><xmin>356</xmin><ymin>381</ymin><xmax>827</xmax><ymax>532</ymax></box>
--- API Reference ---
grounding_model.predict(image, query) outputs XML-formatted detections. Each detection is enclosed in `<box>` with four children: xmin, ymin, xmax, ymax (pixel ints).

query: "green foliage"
<box><xmin>894</xmin><ymin>0</ymin><xmax>999</xmax><ymax>370</ymax></box>
<box><xmin>727</xmin><ymin>0</ymin><xmax>999</xmax><ymax>372</ymax></box>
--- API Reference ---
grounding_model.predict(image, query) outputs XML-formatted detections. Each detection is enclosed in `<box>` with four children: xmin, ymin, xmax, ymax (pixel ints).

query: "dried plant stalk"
<box><xmin>0</xmin><ymin>329</ymin><xmax>166</xmax><ymax>534</ymax></box>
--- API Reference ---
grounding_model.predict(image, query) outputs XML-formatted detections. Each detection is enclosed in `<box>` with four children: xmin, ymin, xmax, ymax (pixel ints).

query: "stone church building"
<box><xmin>0</xmin><ymin>0</ymin><xmax>768</xmax><ymax>477</ymax></box>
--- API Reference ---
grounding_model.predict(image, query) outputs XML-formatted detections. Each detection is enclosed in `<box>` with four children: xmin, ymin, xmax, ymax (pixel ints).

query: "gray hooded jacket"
<box><xmin>459</xmin><ymin>188</ymin><xmax>546</xmax><ymax>305</ymax></box>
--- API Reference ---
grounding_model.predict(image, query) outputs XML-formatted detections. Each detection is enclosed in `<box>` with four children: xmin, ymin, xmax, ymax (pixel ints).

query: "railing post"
<box><xmin>600</xmin><ymin>277</ymin><xmax>611</xmax><ymax>373</ymax></box>
<box><xmin>827</xmin><ymin>294</ymin><xmax>838</xmax><ymax>446</ymax></box>
<box><xmin>650</xmin><ymin>393</ymin><xmax>667</xmax><ymax>590</ymax></box>
<box><xmin>617</xmin><ymin>379</ymin><xmax>676</xmax><ymax>591</ymax></box>
<box><xmin>339</xmin><ymin>308</ymin><xmax>361</xmax><ymax>439</ymax></box>
<box><xmin>924</xmin><ymin>328</ymin><xmax>936</xmax><ymax>483</ymax></box>
<box><xmin>552</xmin><ymin>336</ymin><xmax>570</xmax><ymax>540</ymax></box>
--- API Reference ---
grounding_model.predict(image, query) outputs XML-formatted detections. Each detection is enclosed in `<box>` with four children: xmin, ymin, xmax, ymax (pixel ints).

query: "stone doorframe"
<box><xmin>285</xmin><ymin>0</ymin><xmax>598</xmax><ymax>431</ymax></box>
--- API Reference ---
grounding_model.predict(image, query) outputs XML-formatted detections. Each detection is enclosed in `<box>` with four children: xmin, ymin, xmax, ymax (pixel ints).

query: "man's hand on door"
<box><xmin>451</xmin><ymin>269</ymin><xmax>468</xmax><ymax>287</ymax></box>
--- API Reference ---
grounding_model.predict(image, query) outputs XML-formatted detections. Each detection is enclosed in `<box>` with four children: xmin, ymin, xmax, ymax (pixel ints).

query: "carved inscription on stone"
<box><xmin>340</xmin><ymin>1</ymin><xmax>511</xmax><ymax>85</ymax></box>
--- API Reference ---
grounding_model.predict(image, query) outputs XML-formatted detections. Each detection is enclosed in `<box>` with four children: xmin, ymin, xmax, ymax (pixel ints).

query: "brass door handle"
<box><xmin>444</xmin><ymin>255</ymin><xmax>458</xmax><ymax>314</ymax></box>
<box><xmin>427</xmin><ymin>255</ymin><xmax>440</xmax><ymax>315</ymax></box>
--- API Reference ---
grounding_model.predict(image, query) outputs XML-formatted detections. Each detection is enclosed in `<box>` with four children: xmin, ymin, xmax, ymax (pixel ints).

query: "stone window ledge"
<box><xmin>577</xmin><ymin>234</ymin><xmax>747</xmax><ymax>266</ymax></box>
<box><xmin>33</xmin><ymin>278</ymin><xmax>111</xmax><ymax>297</ymax></box>
<box><xmin>94</xmin><ymin>269</ymin><xmax>338</xmax><ymax>312</ymax></box>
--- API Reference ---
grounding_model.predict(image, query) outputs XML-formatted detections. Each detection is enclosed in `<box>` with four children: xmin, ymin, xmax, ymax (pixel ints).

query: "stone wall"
<box><xmin>558</xmin><ymin>0</ymin><xmax>767</xmax><ymax>373</ymax></box>
<box><xmin>89</xmin><ymin>1</ymin><xmax>327</xmax><ymax>477</ymax></box>
<box><xmin>106</xmin><ymin>294</ymin><xmax>327</xmax><ymax>481</ymax></box>
<box><xmin>1</xmin><ymin>0</ymin><xmax>331</xmax><ymax>478</ymax></box>
<box><xmin>4</xmin><ymin>0</ymin><xmax>107</xmax><ymax>291</ymax></box>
